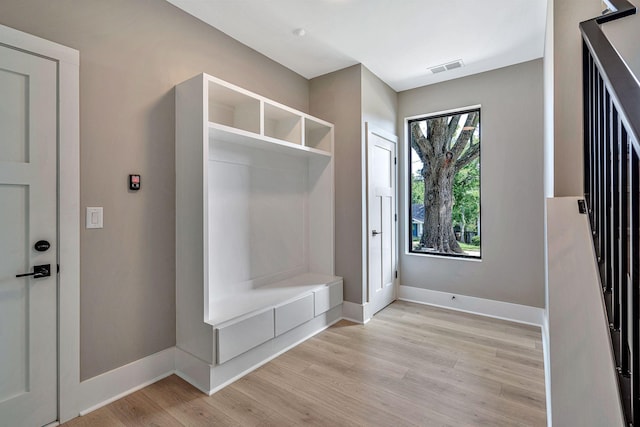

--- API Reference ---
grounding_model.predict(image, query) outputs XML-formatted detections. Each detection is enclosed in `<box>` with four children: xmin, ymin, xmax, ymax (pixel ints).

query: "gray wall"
<box><xmin>309</xmin><ymin>66</ymin><xmax>363</xmax><ymax>303</ymax></box>
<box><xmin>0</xmin><ymin>0</ymin><xmax>309</xmax><ymax>380</ymax></box>
<box><xmin>310</xmin><ymin>65</ymin><xmax>398</xmax><ymax>305</ymax></box>
<box><xmin>553</xmin><ymin>0</ymin><xmax>601</xmax><ymax>196</ymax></box>
<box><xmin>361</xmin><ymin>66</ymin><xmax>399</xmax><ymax>303</ymax></box>
<box><xmin>362</xmin><ymin>66</ymin><xmax>398</xmax><ymax>135</ymax></box>
<box><xmin>398</xmin><ymin>59</ymin><xmax>545</xmax><ymax>308</ymax></box>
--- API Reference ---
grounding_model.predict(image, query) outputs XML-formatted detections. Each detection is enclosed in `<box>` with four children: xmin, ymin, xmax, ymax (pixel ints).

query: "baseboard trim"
<box><xmin>174</xmin><ymin>347</ymin><xmax>211</xmax><ymax>394</ymax></box>
<box><xmin>342</xmin><ymin>301</ymin><xmax>372</xmax><ymax>324</ymax></box>
<box><xmin>342</xmin><ymin>301</ymin><xmax>365</xmax><ymax>323</ymax></box>
<box><xmin>541</xmin><ymin>311</ymin><xmax>552</xmax><ymax>427</ymax></box>
<box><xmin>398</xmin><ymin>285</ymin><xmax>544</xmax><ymax>326</ymax></box>
<box><xmin>72</xmin><ymin>292</ymin><xmax>539</xmax><ymax>420</ymax></box>
<box><xmin>78</xmin><ymin>347</ymin><xmax>175</xmax><ymax>416</ymax></box>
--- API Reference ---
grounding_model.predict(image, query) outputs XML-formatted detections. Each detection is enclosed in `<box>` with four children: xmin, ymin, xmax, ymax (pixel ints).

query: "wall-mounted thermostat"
<box><xmin>129</xmin><ymin>174</ymin><xmax>141</xmax><ymax>191</ymax></box>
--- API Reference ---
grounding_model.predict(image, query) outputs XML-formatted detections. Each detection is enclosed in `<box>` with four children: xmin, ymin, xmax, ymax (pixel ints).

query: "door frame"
<box><xmin>364</xmin><ymin>123</ymin><xmax>398</xmax><ymax>313</ymax></box>
<box><xmin>0</xmin><ymin>24</ymin><xmax>80</xmax><ymax>423</ymax></box>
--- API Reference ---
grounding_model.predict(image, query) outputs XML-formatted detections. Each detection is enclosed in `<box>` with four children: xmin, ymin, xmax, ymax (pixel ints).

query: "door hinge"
<box><xmin>395</xmin><ymin>270</ymin><xmax>398</xmax><ymax>279</ymax></box>
<box><xmin>394</xmin><ymin>213</ymin><xmax>397</xmax><ymax>221</ymax></box>
<box><xmin>394</xmin><ymin>157</ymin><xmax>397</xmax><ymax>165</ymax></box>
<box><xmin>57</xmin><ymin>264</ymin><xmax>60</xmax><ymax>274</ymax></box>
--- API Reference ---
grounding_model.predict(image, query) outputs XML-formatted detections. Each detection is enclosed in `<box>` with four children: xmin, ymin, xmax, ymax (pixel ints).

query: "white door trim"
<box><xmin>0</xmin><ymin>24</ymin><xmax>81</xmax><ymax>423</ymax></box>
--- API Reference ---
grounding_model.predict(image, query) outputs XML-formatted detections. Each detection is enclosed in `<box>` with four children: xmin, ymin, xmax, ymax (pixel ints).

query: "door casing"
<box><xmin>0</xmin><ymin>23</ymin><xmax>80</xmax><ymax>423</ymax></box>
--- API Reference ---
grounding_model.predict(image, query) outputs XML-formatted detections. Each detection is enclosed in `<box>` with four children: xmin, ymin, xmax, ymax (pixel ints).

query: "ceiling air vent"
<box><xmin>429</xmin><ymin>65</ymin><xmax>447</xmax><ymax>74</ymax></box>
<box><xmin>428</xmin><ymin>59</ymin><xmax>464</xmax><ymax>74</ymax></box>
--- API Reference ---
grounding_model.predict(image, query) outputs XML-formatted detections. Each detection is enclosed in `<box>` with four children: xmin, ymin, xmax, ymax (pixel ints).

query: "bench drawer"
<box><xmin>216</xmin><ymin>309</ymin><xmax>274</xmax><ymax>364</ymax></box>
<box><xmin>275</xmin><ymin>294</ymin><xmax>314</xmax><ymax>336</ymax></box>
<box><xmin>314</xmin><ymin>280</ymin><xmax>343</xmax><ymax>316</ymax></box>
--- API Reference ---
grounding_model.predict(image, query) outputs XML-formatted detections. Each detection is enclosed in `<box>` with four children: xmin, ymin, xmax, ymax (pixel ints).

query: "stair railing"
<box><xmin>581</xmin><ymin>0</ymin><xmax>640</xmax><ymax>423</ymax></box>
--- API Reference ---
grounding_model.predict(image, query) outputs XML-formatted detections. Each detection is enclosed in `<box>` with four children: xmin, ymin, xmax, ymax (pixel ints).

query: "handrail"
<box><xmin>580</xmin><ymin>0</ymin><xmax>640</xmax><ymax>151</ymax></box>
<box><xmin>594</xmin><ymin>0</ymin><xmax>635</xmax><ymax>24</ymax></box>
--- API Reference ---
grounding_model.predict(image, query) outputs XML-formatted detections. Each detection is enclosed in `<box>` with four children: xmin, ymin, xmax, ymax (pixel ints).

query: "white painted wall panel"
<box><xmin>208</xmin><ymin>140</ymin><xmax>307</xmax><ymax>296</ymax></box>
<box><xmin>547</xmin><ymin>197</ymin><xmax>624</xmax><ymax>427</ymax></box>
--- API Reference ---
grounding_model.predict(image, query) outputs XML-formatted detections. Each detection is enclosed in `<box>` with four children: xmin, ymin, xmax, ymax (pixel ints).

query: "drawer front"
<box><xmin>216</xmin><ymin>309</ymin><xmax>274</xmax><ymax>364</ymax></box>
<box><xmin>314</xmin><ymin>280</ymin><xmax>343</xmax><ymax>316</ymax></box>
<box><xmin>275</xmin><ymin>294</ymin><xmax>314</xmax><ymax>336</ymax></box>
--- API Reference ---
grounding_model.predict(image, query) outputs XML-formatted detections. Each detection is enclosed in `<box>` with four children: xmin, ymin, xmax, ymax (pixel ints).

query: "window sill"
<box><xmin>403</xmin><ymin>251</ymin><xmax>482</xmax><ymax>262</ymax></box>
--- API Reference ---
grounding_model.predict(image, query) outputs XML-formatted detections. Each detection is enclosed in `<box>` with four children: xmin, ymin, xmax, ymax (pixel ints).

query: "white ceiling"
<box><xmin>167</xmin><ymin>0</ymin><xmax>548</xmax><ymax>92</ymax></box>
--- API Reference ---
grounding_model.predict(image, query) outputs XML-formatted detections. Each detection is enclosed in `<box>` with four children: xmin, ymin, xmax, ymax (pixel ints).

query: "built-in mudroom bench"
<box><xmin>174</xmin><ymin>73</ymin><xmax>342</xmax><ymax>394</ymax></box>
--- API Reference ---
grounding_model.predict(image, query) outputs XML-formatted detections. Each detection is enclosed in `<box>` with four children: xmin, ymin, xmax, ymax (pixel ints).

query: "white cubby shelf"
<box><xmin>175</xmin><ymin>73</ymin><xmax>341</xmax><ymax>394</ymax></box>
<box><xmin>205</xmin><ymin>74</ymin><xmax>333</xmax><ymax>157</ymax></box>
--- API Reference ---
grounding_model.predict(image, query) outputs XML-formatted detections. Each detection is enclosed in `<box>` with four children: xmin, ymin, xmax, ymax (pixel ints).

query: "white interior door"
<box><xmin>367</xmin><ymin>124</ymin><xmax>397</xmax><ymax>316</ymax></box>
<box><xmin>0</xmin><ymin>44</ymin><xmax>58</xmax><ymax>427</ymax></box>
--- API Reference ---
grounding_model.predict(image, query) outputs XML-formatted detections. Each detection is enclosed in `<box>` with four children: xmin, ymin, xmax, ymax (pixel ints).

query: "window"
<box><xmin>408</xmin><ymin>108</ymin><xmax>481</xmax><ymax>258</ymax></box>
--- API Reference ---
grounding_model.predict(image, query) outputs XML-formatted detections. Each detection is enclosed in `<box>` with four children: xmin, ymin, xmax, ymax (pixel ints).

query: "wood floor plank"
<box><xmin>60</xmin><ymin>407</ymin><xmax>126</xmax><ymax>427</ymax></box>
<box><xmin>454</xmin><ymin>358</ymin><xmax>546</xmax><ymax>392</ymax></box>
<box><xmin>106</xmin><ymin>389</ymin><xmax>183</xmax><ymax>426</ymax></box>
<box><xmin>230</xmin><ymin>369</ymin><xmax>348</xmax><ymax>426</ymax></box>
<box><xmin>380</xmin><ymin>307</ymin><xmax>543</xmax><ymax>351</ymax></box>
<box><xmin>377</xmin><ymin>310</ymin><xmax>540</xmax><ymax>354</ymax></box>
<box><xmin>400</xmin><ymin>368</ymin><xmax>545</xmax><ymax>426</ymax></box>
<box><xmin>204</xmin><ymin>383</ymin><xmax>294</xmax><ymax>426</ymax></box>
<box><xmin>140</xmin><ymin>375</ymin><xmax>241</xmax><ymax>426</ymax></box>
<box><xmin>500</xmin><ymin>383</ymin><xmax>547</xmax><ymax>411</ymax></box>
<box><xmin>371</xmin><ymin>315</ymin><xmax>501</xmax><ymax>360</ymax></box>
<box><xmin>291</xmin><ymin>334</ymin><xmax>410</xmax><ymax>379</ymax></box>
<box><xmin>319</xmin><ymin>325</ymin><xmax>460</xmax><ymax>370</ymax></box>
<box><xmin>496</xmin><ymin>347</ymin><xmax>546</xmax><ymax>369</ymax></box>
<box><xmin>297</xmin><ymin>360</ymin><xmax>471</xmax><ymax>426</ymax></box>
<box><xmin>257</xmin><ymin>361</ymin><xmax>414</xmax><ymax>427</ymax></box>
<box><xmin>61</xmin><ymin>300</ymin><xmax>546</xmax><ymax>426</ymax></box>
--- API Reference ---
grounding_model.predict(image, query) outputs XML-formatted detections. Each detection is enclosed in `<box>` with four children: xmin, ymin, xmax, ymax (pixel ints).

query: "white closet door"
<box><xmin>367</xmin><ymin>125</ymin><xmax>397</xmax><ymax>316</ymax></box>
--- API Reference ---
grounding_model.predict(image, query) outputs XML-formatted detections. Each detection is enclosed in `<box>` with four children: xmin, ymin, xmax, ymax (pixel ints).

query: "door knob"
<box><xmin>372</xmin><ymin>230</ymin><xmax>382</xmax><ymax>236</ymax></box>
<box><xmin>16</xmin><ymin>264</ymin><xmax>51</xmax><ymax>279</ymax></box>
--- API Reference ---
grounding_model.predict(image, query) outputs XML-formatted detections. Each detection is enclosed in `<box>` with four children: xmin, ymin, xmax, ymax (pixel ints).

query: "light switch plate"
<box><xmin>86</xmin><ymin>207</ymin><xmax>103</xmax><ymax>229</ymax></box>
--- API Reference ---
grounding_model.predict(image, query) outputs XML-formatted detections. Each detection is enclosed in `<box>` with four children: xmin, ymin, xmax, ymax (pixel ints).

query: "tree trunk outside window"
<box><xmin>410</xmin><ymin>111</ymin><xmax>479</xmax><ymax>255</ymax></box>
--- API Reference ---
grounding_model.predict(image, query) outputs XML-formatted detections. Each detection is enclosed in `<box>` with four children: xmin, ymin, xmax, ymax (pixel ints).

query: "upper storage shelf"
<box><xmin>206</xmin><ymin>74</ymin><xmax>333</xmax><ymax>157</ymax></box>
<box><xmin>208</xmin><ymin>80</ymin><xmax>260</xmax><ymax>134</ymax></box>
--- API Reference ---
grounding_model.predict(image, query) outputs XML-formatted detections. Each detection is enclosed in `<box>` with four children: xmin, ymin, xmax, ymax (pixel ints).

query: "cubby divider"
<box><xmin>264</xmin><ymin>102</ymin><xmax>302</xmax><ymax>145</ymax></box>
<box><xmin>304</xmin><ymin>117</ymin><xmax>333</xmax><ymax>152</ymax></box>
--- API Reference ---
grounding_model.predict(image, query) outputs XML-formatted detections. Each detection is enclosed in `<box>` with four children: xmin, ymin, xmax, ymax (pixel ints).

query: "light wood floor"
<box><xmin>62</xmin><ymin>301</ymin><xmax>547</xmax><ymax>426</ymax></box>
